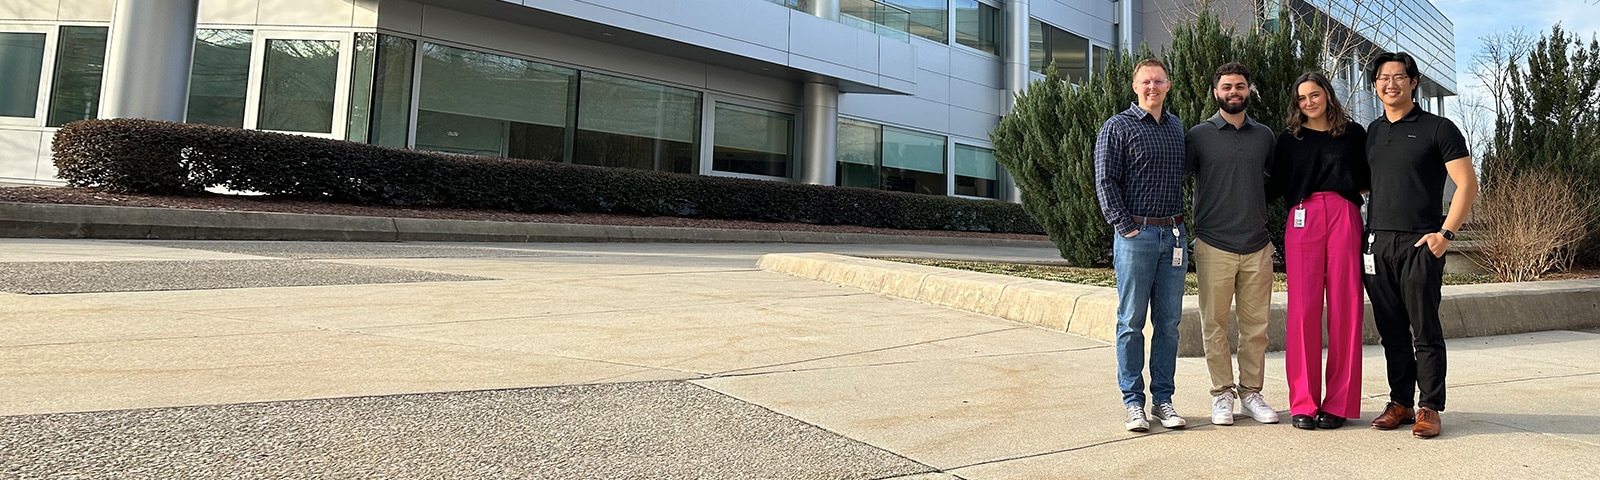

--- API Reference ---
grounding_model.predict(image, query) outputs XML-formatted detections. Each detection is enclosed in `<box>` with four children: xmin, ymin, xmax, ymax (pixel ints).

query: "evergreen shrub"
<box><xmin>52</xmin><ymin>119</ymin><xmax>1042</xmax><ymax>234</ymax></box>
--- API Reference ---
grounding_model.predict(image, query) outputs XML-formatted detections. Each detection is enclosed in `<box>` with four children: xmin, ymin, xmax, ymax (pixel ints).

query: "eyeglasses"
<box><xmin>1376</xmin><ymin>74</ymin><xmax>1412</xmax><ymax>84</ymax></box>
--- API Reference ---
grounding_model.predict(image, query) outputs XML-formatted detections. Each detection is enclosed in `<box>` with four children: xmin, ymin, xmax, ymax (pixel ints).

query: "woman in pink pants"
<box><xmin>1269</xmin><ymin>72</ymin><xmax>1370</xmax><ymax>430</ymax></box>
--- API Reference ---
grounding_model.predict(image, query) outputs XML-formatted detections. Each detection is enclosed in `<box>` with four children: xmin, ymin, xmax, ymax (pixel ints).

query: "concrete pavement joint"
<box><xmin>1448</xmin><ymin>370</ymin><xmax>1600</xmax><ymax>389</ymax></box>
<box><xmin>710</xmin><ymin>327</ymin><xmax>1035</xmax><ymax>376</ymax></box>
<box><xmin>709</xmin><ymin>344</ymin><xmax>1112</xmax><ymax>379</ymax></box>
<box><xmin>943</xmin><ymin>428</ymin><xmax>1187</xmax><ymax>473</ymax></box>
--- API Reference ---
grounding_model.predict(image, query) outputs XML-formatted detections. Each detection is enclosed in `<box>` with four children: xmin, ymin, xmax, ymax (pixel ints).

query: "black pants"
<box><xmin>1363</xmin><ymin>230</ymin><xmax>1447</xmax><ymax>411</ymax></box>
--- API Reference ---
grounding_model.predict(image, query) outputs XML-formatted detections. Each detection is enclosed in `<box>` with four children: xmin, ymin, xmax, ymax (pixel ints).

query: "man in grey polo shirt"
<box><xmin>1186</xmin><ymin>62</ymin><xmax>1281</xmax><ymax>426</ymax></box>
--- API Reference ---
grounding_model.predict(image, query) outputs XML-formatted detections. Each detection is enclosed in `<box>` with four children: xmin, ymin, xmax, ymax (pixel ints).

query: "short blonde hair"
<box><xmin>1133</xmin><ymin>58</ymin><xmax>1168</xmax><ymax>80</ymax></box>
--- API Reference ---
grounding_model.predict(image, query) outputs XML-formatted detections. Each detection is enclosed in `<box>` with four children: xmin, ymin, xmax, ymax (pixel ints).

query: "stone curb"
<box><xmin>0</xmin><ymin>202</ymin><xmax>1054</xmax><ymax>248</ymax></box>
<box><xmin>757</xmin><ymin>253</ymin><xmax>1600</xmax><ymax>357</ymax></box>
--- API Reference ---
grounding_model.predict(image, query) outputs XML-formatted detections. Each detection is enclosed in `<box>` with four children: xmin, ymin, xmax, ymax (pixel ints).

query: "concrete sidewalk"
<box><xmin>1</xmin><ymin>239</ymin><xmax>1597</xmax><ymax>479</ymax></box>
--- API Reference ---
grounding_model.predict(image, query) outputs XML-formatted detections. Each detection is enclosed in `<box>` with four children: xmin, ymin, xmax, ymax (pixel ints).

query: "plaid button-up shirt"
<box><xmin>1095</xmin><ymin>103</ymin><xmax>1187</xmax><ymax>237</ymax></box>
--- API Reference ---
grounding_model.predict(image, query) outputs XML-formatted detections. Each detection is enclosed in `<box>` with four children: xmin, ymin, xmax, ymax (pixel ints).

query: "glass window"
<box><xmin>954</xmin><ymin>0</ymin><xmax>1001</xmax><ymax>55</ymax></box>
<box><xmin>954</xmin><ymin>144</ymin><xmax>998</xmax><ymax>198</ymax></box>
<box><xmin>884</xmin><ymin>0</ymin><xmax>948</xmax><ymax>43</ymax></box>
<box><xmin>1051</xmin><ymin>30</ymin><xmax>1088</xmax><ymax>83</ymax></box>
<box><xmin>882</xmin><ymin>126</ymin><xmax>946</xmax><ymax>195</ymax></box>
<box><xmin>0</xmin><ymin>32</ymin><xmax>47</xmax><ymax>118</ymax></box>
<box><xmin>416</xmin><ymin>42</ymin><xmax>574</xmax><ymax>161</ymax></box>
<box><xmin>1092</xmin><ymin>45</ymin><xmax>1111</xmax><ymax>78</ymax></box>
<box><xmin>348</xmin><ymin>33</ymin><xmax>414</xmax><ymax>147</ymax></box>
<box><xmin>186</xmin><ymin>29</ymin><xmax>252</xmax><ymax>128</ymax></box>
<box><xmin>837</xmin><ymin>118</ymin><xmax>881</xmax><ymax>189</ymax></box>
<box><xmin>258</xmin><ymin>39</ymin><xmax>339</xmax><ymax>133</ymax></box>
<box><xmin>574</xmin><ymin>71</ymin><xmax>701</xmax><ymax>174</ymax></box>
<box><xmin>46</xmin><ymin>26</ymin><xmax>108</xmax><ymax>127</ymax></box>
<box><xmin>712</xmin><ymin>103</ymin><xmax>793</xmax><ymax>178</ymax></box>
<box><xmin>347</xmin><ymin>33</ymin><xmax>376</xmax><ymax>143</ymax></box>
<box><xmin>1028</xmin><ymin>18</ymin><xmax>1045</xmax><ymax>72</ymax></box>
<box><xmin>1028</xmin><ymin>20</ymin><xmax>1090</xmax><ymax>84</ymax></box>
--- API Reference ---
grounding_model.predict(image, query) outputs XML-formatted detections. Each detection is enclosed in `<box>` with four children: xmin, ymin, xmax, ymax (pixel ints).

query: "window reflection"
<box><xmin>713</xmin><ymin>103</ymin><xmax>793</xmax><ymax>178</ymax></box>
<box><xmin>415</xmin><ymin>42</ymin><xmax>574</xmax><ymax>161</ymax></box>
<box><xmin>187</xmin><ymin>29</ymin><xmax>252</xmax><ymax>128</ymax></box>
<box><xmin>573</xmin><ymin>72</ymin><xmax>700</xmax><ymax>174</ymax></box>
<box><xmin>0</xmin><ymin>32</ymin><xmax>47</xmax><ymax>118</ymax></box>
<box><xmin>259</xmin><ymin>39</ymin><xmax>339</xmax><ymax>133</ymax></box>
<box><xmin>46</xmin><ymin>26</ymin><xmax>108</xmax><ymax>127</ymax></box>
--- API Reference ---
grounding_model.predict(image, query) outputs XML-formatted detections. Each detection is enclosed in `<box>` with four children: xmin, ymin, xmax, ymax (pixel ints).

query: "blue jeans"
<box><xmin>1113</xmin><ymin>224</ymin><xmax>1188</xmax><ymax>407</ymax></box>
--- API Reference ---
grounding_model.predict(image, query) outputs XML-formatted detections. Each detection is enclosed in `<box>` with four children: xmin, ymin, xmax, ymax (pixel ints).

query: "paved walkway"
<box><xmin>1</xmin><ymin>239</ymin><xmax>1596</xmax><ymax>479</ymax></box>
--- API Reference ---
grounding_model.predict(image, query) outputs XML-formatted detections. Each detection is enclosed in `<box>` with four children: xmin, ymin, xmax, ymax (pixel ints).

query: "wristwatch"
<box><xmin>1439</xmin><ymin>229</ymin><xmax>1456</xmax><ymax>241</ymax></box>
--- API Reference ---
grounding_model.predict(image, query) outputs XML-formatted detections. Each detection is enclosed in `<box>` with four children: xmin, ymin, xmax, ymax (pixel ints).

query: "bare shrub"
<box><xmin>1472</xmin><ymin>169</ymin><xmax>1596</xmax><ymax>281</ymax></box>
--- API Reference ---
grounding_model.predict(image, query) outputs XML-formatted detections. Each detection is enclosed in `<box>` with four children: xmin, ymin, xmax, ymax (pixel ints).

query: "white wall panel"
<box><xmin>948</xmin><ymin>49</ymin><xmax>1003</xmax><ymax>88</ymax></box>
<box><xmin>352</xmin><ymin>0</ymin><xmax>378</xmax><ymax>27</ymax></box>
<box><xmin>58</xmin><ymin>0</ymin><xmax>115</xmax><ymax>22</ymax></box>
<box><xmin>788</xmin><ymin>17</ymin><xmax>860</xmax><ymax>70</ymax></box>
<box><xmin>0</xmin><ymin>129</ymin><xmax>45</xmax><ymax>182</ymax></box>
<box><xmin>949</xmin><ymin>106</ymin><xmax>1000</xmax><ymax>142</ymax></box>
<box><xmin>878</xmin><ymin>39</ymin><xmax>914</xmax><ymax>83</ymax></box>
<box><xmin>912</xmin><ymin>37</ymin><xmax>949</xmax><ymax>75</ymax></box>
<box><xmin>34</xmin><ymin>131</ymin><xmax>58</xmax><ymax>183</ymax></box>
<box><xmin>257</xmin><ymin>0</ymin><xmax>355</xmax><ymax>27</ymax></box>
<box><xmin>0</xmin><ymin>0</ymin><xmax>58</xmax><ymax>20</ymax></box>
<box><xmin>949</xmin><ymin>77</ymin><xmax>1000</xmax><ymax>114</ymax></box>
<box><xmin>841</xmin><ymin>95</ymin><xmax>949</xmax><ymax>134</ymax></box>
<box><xmin>704</xmin><ymin>65</ymin><xmax>801</xmax><ymax>106</ymax></box>
<box><xmin>198</xmin><ymin>0</ymin><xmax>258</xmax><ymax>24</ymax></box>
<box><xmin>914</xmin><ymin>71</ymin><xmax>950</xmax><ymax>104</ymax></box>
<box><xmin>421</xmin><ymin>6</ymin><xmax>709</xmax><ymax>90</ymax></box>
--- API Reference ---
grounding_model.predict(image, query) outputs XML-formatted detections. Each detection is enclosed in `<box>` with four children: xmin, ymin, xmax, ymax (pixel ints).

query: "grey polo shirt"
<box><xmin>1186</xmin><ymin>113</ymin><xmax>1275</xmax><ymax>254</ymax></box>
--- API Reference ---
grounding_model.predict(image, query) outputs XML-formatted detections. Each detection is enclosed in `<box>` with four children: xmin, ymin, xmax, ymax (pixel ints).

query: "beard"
<box><xmin>1215</xmin><ymin>94</ymin><xmax>1248</xmax><ymax>114</ymax></box>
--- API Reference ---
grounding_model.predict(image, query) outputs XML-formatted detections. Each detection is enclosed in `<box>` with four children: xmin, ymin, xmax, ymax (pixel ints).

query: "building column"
<box><xmin>99</xmin><ymin>0</ymin><xmax>199</xmax><ymax>121</ymax></box>
<box><xmin>1118</xmin><ymin>0</ymin><xmax>1134</xmax><ymax>56</ymax></box>
<box><xmin>999</xmin><ymin>0</ymin><xmax>1031</xmax><ymax>202</ymax></box>
<box><xmin>799</xmin><ymin>82</ymin><xmax>839</xmax><ymax>186</ymax></box>
<box><xmin>808</xmin><ymin>0</ymin><xmax>840</xmax><ymax>21</ymax></box>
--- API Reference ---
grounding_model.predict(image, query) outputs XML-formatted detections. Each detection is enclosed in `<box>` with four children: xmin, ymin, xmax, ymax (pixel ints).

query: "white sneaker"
<box><xmin>1125</xmin><ymin>405</ymin><xmax>1149</xmax><ymax>432</ymax></box>
<box><xmin>1211</xmin><ymin>392</ymin><xmax>1236</xmax><ymax>426</ymax></box>
<box><xmin>1152</xmin><ymin>402</ymin><xmax>1187</xmax><ymax>429</ymax></box>
<box><xmin>1240</xmin><ymin>392</ymin><xmax>1281</xmax><ymax>424</ymax></box>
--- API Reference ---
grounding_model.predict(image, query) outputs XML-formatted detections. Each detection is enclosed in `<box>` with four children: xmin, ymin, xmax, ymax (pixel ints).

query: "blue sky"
<box><xmin>1431</xmin><ymin>0</ymin><xmax>1600</xmax><ymax>92</ymax></box>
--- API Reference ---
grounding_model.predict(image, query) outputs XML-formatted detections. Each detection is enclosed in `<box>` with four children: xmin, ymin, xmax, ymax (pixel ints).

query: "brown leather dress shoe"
<box><xmin>1371</xmin><ymin>402</ymin><xmax>1415</xmax><ymax>430</ymax></box>
<box><xmin>1413</xmin><ymin>407</ymin><xmax>1442</xmax><ymax>438</ymax></box>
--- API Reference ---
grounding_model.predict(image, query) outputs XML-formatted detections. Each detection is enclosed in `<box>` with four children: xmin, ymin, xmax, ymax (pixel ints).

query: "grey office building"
<box><xmin>0</xmin><ymin>1</ymin><xmax>1454</xmax><ymax>198</ymax></box>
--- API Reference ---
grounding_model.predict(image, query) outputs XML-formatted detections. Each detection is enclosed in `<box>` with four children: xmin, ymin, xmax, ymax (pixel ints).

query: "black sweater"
<box><xmin>1268</xmin><ymin>124</ymin><xmax>1370</xmax><ymax>208</ymax></box>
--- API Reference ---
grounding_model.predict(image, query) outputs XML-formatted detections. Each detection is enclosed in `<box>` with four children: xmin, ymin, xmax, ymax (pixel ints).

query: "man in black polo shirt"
<box><xmin>1363</xmin><ymin>51</ymin><xmax>1478</xmax><ymax>439</ymax></box>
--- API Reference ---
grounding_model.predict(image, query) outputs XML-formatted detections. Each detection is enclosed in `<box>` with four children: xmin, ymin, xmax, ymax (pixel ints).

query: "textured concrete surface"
<box><xmin>0</xmin><ymin>260</ymin><xmax>487</xmax><ymax>294</ymax></box>
<box><xmin>2</xmin><ymin>239</ymin><xmax>1597</xmax><ymax>479</ymax></box>
<box><xmin>0</xmin><ymin>382</ymin><xmax>930</xmax><ymax>480</ymax></box>
<box><xmin>760</xmin><ymin>253</ymin><xmax>1600</xmax><ymax>356</ymax></box>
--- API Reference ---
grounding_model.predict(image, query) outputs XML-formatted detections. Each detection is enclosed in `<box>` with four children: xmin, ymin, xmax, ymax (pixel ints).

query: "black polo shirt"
<box><xmin>1365</xmin><ymin>104</ymin><xmax>1471</xmax><ymax>233</ymax></box>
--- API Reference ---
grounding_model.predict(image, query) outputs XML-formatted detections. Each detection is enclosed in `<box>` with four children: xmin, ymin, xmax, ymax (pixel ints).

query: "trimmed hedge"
<box><xmin>53</xmin><ymin>119</ymin><xmax>1043</xmax><ymax>234</ymax></box>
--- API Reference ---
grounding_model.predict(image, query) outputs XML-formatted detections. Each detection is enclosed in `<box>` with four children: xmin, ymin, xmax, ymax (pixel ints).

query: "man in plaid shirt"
<box><xmin>1094</xmin><ymin>58</ymin><xmax>1189</xmax><ymax>433</ymax></box>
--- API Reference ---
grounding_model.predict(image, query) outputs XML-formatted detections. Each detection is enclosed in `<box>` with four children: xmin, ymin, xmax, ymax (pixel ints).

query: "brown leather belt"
<box><xmin>1132</xmin><ymin>215</ymin><xmax>1184</xmax><ymax>226</ymax></box>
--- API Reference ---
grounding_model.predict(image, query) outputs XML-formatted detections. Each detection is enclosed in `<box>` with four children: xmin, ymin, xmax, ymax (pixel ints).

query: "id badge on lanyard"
<box><xmin>1293</xmin><ymin>206</ymin><xmax>1306</xmax><ymax>229</ymax></box>
<box><xmin>1171</xmin><ymin>226</ymin><xmax>1184</xmax><ymax>267</ymax></box>
<box><xmin>1363</xmin><ymin>233</ymin><xmax>1377</xmax><ymax>275</ymax></box>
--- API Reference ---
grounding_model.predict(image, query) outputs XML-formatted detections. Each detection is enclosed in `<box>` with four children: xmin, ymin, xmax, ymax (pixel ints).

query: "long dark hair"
<box><xmin>1285</xmin><ymin>71</ymin><xmax>1351</xmax><ymax>139</ymax></box>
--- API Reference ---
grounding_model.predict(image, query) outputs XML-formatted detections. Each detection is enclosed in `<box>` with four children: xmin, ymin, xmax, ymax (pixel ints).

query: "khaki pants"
<box><xmin>1194</xmin><ymin>239</ymin><xmax>1275</xmax><ymax>397</ymax></box>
